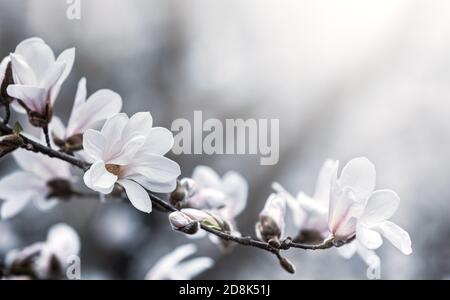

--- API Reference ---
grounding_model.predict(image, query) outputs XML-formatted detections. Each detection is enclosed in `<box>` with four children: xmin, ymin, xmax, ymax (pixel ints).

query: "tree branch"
<box><xmin>0</xmin><ymin>118</ymin><xmax>348</xmax><ymax>273</ymax></box>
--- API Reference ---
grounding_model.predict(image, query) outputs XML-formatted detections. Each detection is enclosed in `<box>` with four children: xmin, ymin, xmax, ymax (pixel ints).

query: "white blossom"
<box><xmin>145</xmin><ymin>244</ymin><xmax>214</xmax><ymax>280</ymax></box>
<box><xmin>0</xmin><ymin>149</ymin><xmax>73</xmax><ymax>219</ymax></box>
<box><xmin>82</xmin><ymin>112</ymin><xmax>180</xmax><ymax>213</ymax></box>
<box><xmin>328</xmin><ymin>157</ymin><xmax>412</xmax><ymax>255</ymax></box>
<box><xmin>7</xmin><ymin>37</ymin><xmax>75</xmax><ymax>116</ymax></box>
<box><xmin>5</xmin><ymin>223</ymin><xmax>80</xmax><ymax>279</ymax></box>
<box><xmin>51</xmin><ymin>77</ymin><xmax>122</xmax><ymax>150</ymax></box>
<box><xmin>255</xmin><ymin>193</ymin><xmax>287</xmax><ymax>243</ymax></box>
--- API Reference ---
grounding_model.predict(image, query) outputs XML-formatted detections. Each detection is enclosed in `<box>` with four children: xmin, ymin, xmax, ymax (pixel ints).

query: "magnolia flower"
<box><xmin>0</xmin><ymin>149</ymin><xmax>73</xmax><ymax>219</ymax></box>
<box><xmin>0</xmin><ymin>57</ymin><xmax>8</xmax><ymax>85</ymax></box>
<box><xmin>255</xmin><ymin>193</ymin><xmax>287</xmax><ymax>245</ymax></box>
<box><xmin>179</xmin><ymin>166</ymin><xmax>248</xmax><ymax>231</ymax></box>
<box><xmin>6</xmin><ymin>37</ymin><xmax>75</xmax><ymax>127</ymax></box>
<box><xmin>328</xmin><ymin>157</ymin><xmax>412</xmax><ymax>255</ymax></box>
<box><xmin>4</xmin><ymin>223</ymin><xmax>80</xmax><ymax>280</ymax></box>
<box><xmin>82</xmin><ymin>112</ymin><xmax>180</xmax><ymax>213</ymax></box>
<box><xmin>145</xmin><ymin>244</ymin><xmax>214</xmax><ymax>280</ymax></box>
<box><xmin>51</xmin><ymin>78</ymin><xmax>122</xmax><ymax>152</ymax></box>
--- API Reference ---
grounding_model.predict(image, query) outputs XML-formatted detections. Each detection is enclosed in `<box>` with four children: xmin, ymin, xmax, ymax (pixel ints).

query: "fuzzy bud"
<box><xmin>0</xmin><ymin>134</ymin><xmax>24</xmax><ymax>158</ymax></box>
<box><xmin>279</xmin><ymin>256</ymin><xmax>296</xmax><ymax>274</ymax></box>
<box><xmin>168</xmin><ymin>211</ymin><xmax>199</xmax><ymax>235</ymax></box>
<box><xmin>255</xmin><ymin>194</ymin><xmax>287</xmax><ymax>245</ymax></box>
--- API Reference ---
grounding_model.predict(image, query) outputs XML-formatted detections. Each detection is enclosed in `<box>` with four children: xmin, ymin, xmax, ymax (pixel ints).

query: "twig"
<box><xmin>43</xmin><ymin>125</ymin><xmax>52</xmax><ymax>149</ymax></box>
<box><xmin>0</xmin><ymin>118</ymin><xmax>346</xmax><ymax>271</ymax></box>
<box><xmin>3</xmin><ymin>105</ymin><xmax>10</xmax><ymax>125</ymax></box>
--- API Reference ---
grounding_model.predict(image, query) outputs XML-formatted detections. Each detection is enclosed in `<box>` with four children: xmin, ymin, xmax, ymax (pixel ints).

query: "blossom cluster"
<box><xmin>0</xmin><ymin>38</ymin><xmax>411</xmax><ymax>280</ymax></box>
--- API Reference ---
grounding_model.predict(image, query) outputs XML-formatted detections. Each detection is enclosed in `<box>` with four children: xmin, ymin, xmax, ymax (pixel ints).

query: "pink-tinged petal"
<box><xmin>83</xmin><ymin>161</ymin><xmax>117</xmax><ymax>194</ymax></box>
<box><xmin>337</xmin><ymin>242</ymin><xmax>357</xmax><ymax>259</ymax></box>
<box><xmin>192</xmin><ymin>166</ymin><xmax>221</xmax><ymax>189</ymax></box>
<box><xmin>221</xmin><ymin>171</ymin><xmax>248</xmax><ymax>217</ymax></box>
<box><xmin>7</xmin><ymin>84</ymin><xmax>46</xmax><ymax>112</ymax></box>
<box><xmin>67</xmin><ymin>85</ymin><xmax>122</xmax><ymax>137</ymax></box>
<box><xmin>40</xmin><ymin>61</ymin><xmax>65</xmax><ymax>91</ymax></box>
<box><xmin>83</xmin><ymin>129</ymin><xmax>106</xmax><ymax>161</ymax></box>
<box><xmin>118</xmin><ymin>179</ymin><xmax>152</xmax><ymax>213</ymax></box>
<box><xmin>9</xmin><ymin>53</ymin><xmax>37</xmax><ymax>85</ymax></box>
<box><xmin>121</xmin><ymin>112</ymin><xmax>153</xmax><ymax>142</ymax></box>
<box><xmin>373</xmin><ymin>221</ymin><xmax>412</xmax><ymax>255</ymax></box>
<box><xmin>126</xmin><ymin>153</ymin><xmax>180</xmax><ymax>188</ymax></box>
<box><xmin>328</xmin><ymin>186</ymin><xmax>363</xmax><ymax>238</ymax></box>
<box><xmin>14</xmin><ymin>38</ymin><xmax>55</xmax><ymax>79</ymax></box>
<box><xmin>55</xmin><ymin>48</ymin><xmax>75</xmax><ymax>85</ymax></box>
<box><xmin>360</xmin><ymin>190</ymin><xmax>400</xmax><ymax>225</ymax></box>
<box><xmin>138</xmin><ymin>127</ymin><xmax>174</xmax><ymax>156</ymax></box>
<box><xmin>12</xmin><ymin>149</ymin><xmax>71</xmax><ymax>180</ymax></box>
<box><xmin>313</xmin><ymin>159</ymin><xmax>339</xmax><ymax>206</ymax></box>
<box><xmin>126</xmin><ymin>174</ymin><xmax>178</xmax><ymax>194</ymax></box>
<box><xmin>108</xmin><ymin>136</ymin><xmax>146</xmax><ymax>165</ymax></box>
<box><xmin>0</xmin><ymin>171</ymin><xmax>47</xmax><ymax>202</ymax></box>
<box><xmin>356</xmin><ymin>223</ymin><xmax>383</xmax><ymax>250</ymax></box>
<box><xmin>339</xmin><ymin>157</ymin><xmax>376</xmax><ymax>201</ymax></box>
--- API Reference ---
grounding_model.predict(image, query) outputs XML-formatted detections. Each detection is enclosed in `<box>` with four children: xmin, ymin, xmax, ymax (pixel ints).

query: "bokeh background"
<box><xmin>1</xmin><ymin>0</ymin><xmax>449</xmax><ymax>279</ymax></box>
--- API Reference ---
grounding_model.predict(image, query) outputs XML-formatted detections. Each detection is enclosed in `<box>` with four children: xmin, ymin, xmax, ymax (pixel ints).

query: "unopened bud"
<box><xmin>46</xmin><ymin>179</ymin><xmax>74</xmax><ymax>200</ymax></box>
<box><xmin>168</xmin><ymin>211</ymin><xmax>199</xmax><ymax>235</ymax></box>
<box><xmin>181</xmin><ymin>208</ymin><xmax>224</xmax><ymax>232</ymax></box>
<box><xmin>255</xmin><ymin>194</ymin><xmax>286</xmax><ymax>245</ymax></box>
<box><xmin>0</xmin><ymin>134</ymin><xmax>23</xmax><ymax>158</ymax></box>
<box><xmin>279</xmin><ymin>256</ymin><xmax>296</xmax><ymax>274</ymax></box>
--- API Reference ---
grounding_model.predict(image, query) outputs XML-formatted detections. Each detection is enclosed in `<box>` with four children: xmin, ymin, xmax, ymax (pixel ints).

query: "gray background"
<box><xmin>0</xmin><ymin>0</ymin><xmax>449</xmax><ymax>279</ymax></box>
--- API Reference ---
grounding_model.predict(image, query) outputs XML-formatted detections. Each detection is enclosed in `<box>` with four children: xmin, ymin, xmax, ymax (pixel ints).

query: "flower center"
<box><xmin>106</xmin><ymin>164</ymin><xmax>122</xmax><ymax>176</ymax></box>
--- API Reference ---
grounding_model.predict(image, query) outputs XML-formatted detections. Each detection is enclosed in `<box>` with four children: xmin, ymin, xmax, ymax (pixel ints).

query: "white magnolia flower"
<box><xmin>184</xmin><ymin>166</ymin><xmax>248</xmax><ymax>228</ymax></box>
<box><xmin>5</xmin><ymin>223</ymin><xmax>80</xmax><ymax>279</ymax></box>
<box><xmin>328</xmin><ymin>157</ymin><xmax>412</xmax><ymax>255</ymax></box>
<box><xmin>255</xmin><ymin>193</ymin><xmax>287</xmax><ymax>243</ymax></box>
<box><xmin>145</xmin><ymin>244</ymin><xmax>214</xmax><ymax>280</ymax></box>
<box><xmin>51</xmin><ymin>78</ymin><xmax>122</xmax><ymax>151</ymax></box>
<box><xmin>0</xmin><ymin>149</ymin><xmax>73</xmax><ymax>219</ymax></box>
<box><xmin>7</xmin><ymin>37</ymin><xmax>75</xmax><ymax>119</ymax></box>
<box><xmin>83</xmin><ymin>112</ymin><xmax>180</xmax><ymax>213</ymax></box>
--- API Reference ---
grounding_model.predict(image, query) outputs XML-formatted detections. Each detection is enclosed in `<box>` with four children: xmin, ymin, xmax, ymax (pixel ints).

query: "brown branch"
<box><xmin>0</xmin><ymin>118</ymin><xmax>347</xmax><ymax>274</ymax></box>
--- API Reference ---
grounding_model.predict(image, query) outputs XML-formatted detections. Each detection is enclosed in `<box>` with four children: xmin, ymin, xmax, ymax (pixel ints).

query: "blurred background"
<box><xmin>0</xmin><ymin>0</ymin><xmax>449</xmax><ymax>279</ymax></box>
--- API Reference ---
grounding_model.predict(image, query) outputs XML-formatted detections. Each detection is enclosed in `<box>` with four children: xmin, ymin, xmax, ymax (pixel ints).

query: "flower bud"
<box><xmin>46</xmin><ymin>179</ymin><xmax>75</xmax><ymax>200</ymax></box>
<box><xmin>255</xmin><ymin>194</ymin><xmax>287</xmax><ymax>245</ymax></box>
<box><xmin>28</xmin><ymin>104</ymin><xmax>53</xmax><ymax>128</ymax></box>
<box><xmin>279</xmin><ymin>256</ymin><xmax>296</xmax><ymax>274</ymax></box>
<box><xmin>0</xmin><ymin>134</ymin><xmax>23</xmax><ymax>158</ymax></box>
<box><xmin>181</xmin><ymin>208</ymin><xmax>225</xmax><ymax>232</ymax></box>
<box><xmin>168</xmin><ymin>211</ymin><xmax>199</xmax><ymax>235</ymax></box>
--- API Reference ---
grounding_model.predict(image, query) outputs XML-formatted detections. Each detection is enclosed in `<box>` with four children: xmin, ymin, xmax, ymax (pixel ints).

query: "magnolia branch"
<box><xmin>0</xmin><ymin>118</ymin><xmax>345</xmax><ymax>274</ymax></box>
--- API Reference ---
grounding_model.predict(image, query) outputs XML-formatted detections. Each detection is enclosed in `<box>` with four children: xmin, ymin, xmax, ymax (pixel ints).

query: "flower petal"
<box><xmin>40</xmin><ymin>61</ymin><xmax>66</xmax><ymax>91</ymax></box>
<box><xmin>83</xmin><ymin>129</ymin><xmax>106</xmax><ymax>161</ymax></box>
<box><xmin>121</xmin><ymin>112</ymin><xmax>153</xmax><ymax>142</ymax></box>
<box><xmin>373</xmin><ymin>220</ymin><xmax>412</xmax><ymax>255</ymax></box>
<box><xmin>360</xmin><ymin>190</ymin><xmax>400</xmax><ymax>225</ymax></box>
<box><xmin>7</xmin><ymin>84</ymin><xmax>46</xmax><ymax>112</ymax></box>
<box><xmin>13</xmin><ymin>149</ymin><xmax>71</xmax><ymax>180</ymax></box>
<box><xmin>14</xmin><ymin>37</ymin><xmax>55</xmax><ymax>79</ymax></box>
<box><xmin>118</xmin><ymin>179</ymin><xmax>152</xmax><ymax>213</ymax></box>
<box><xmin>221</xmin><ymin>171</ymin><xmax>248</xmax><ymax>217</ymax></box>
<box><xmin>108</xmin><ymin>136</ymin><xmax>146</xmax><ymax>165</ymax></box>
<box><xmin>46</xmin><ymin>223</ymin><xmax>81</xmax><ymax>263</ymax></box>
<box><xmin>126</xmin><ymin>154</ymin><xmax>180</xmax><ymax>189</ymax></box>
<box><xmin>67</xmin><ymin>86</ymin><xmax>122</xmax><ymax>136</ymax></box>
<box><xmin>83</xmin><ymin>161</ymin><xmax>117</xmax><ymax>194</ymax></box>
<box><xmin>138</xmin><ymin>127</ymin><xmax>174</xmax><ymax>156</ymax></box>
<box><xmin>49</xmin><ymin>116</ymin><xmax>67</xmax><ymax>141</ymax></box>
<box><xmin>356</xmin><ymin>222</ymin><xmax>383</xmax><ymax>250</ymax></box>
<box><xmin>1</xmin><ymin>197</ymin><xmax>30</xmax><ymax>219</ymax></box>
<box><xmin>9</xmin><ymin>53</ymin><xmax>37</xmax><ymax>85</ymax></box>
<box><xmin>339</xmin><ymin>157</ymin><xmax>376</xmax><ymax>201</ymax></box>
<box><xmin>313</xmin><ymin>159</ymin><xmax>339</xmax><ymax>206</ymax></box>
<box><xmin>192</xmin><ymin>166</ymin><xmax>222</xmax><ymax>189</ymax></box>
<box><xmin>170</xmin><ymin>257</ymin><xmax>214</xmax><ymax>280</ymax></box>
